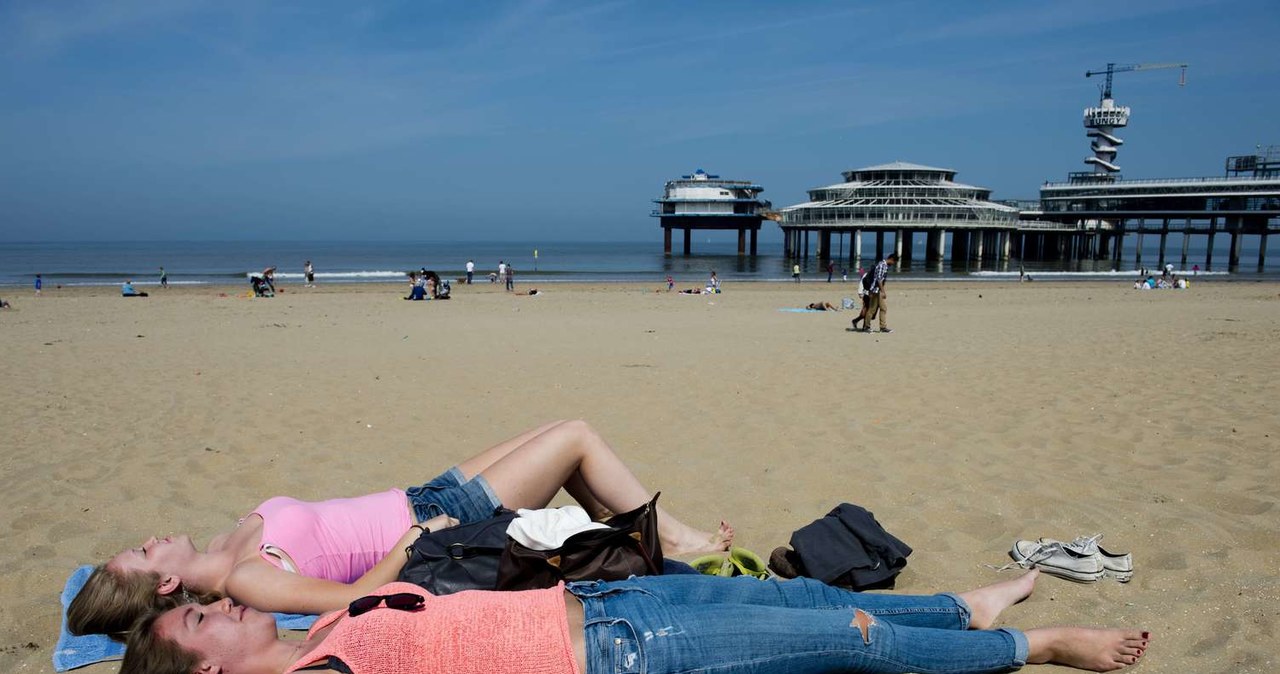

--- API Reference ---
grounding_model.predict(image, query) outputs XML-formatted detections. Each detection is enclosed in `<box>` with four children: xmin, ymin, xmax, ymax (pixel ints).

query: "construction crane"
<box><xmin>1085</xmin><ymin>62</ymin><xmax>1188</xmax><ymax>102</ymax></box>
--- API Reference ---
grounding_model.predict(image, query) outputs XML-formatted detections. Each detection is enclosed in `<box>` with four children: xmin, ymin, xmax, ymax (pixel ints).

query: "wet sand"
<box><xmin>1</xmin><ymin>279</ymin><xmax>1277</xmax><ymax>672</ymax></box>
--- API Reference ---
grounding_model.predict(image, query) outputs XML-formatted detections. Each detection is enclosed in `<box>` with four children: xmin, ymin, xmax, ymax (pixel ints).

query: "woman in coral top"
<box><xmin>120</xmin><ymin>571</ymin><xmax>1149</xmax><ymax>674</ymax></box>
<box><xmin>69</xmin><ymin>420</ymin><xmax>732</xmax><ymax>638</ymax></box>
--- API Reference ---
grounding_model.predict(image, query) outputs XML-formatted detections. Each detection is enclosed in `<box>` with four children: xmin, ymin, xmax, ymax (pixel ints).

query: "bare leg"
<box><xmin>1025</xmin><ymin>627</ymin><xmax>1149</xmax><ymax>671</ymax></box>
<box><xmin>957</xmin><ymin>569</ymin><xmax>1039</xmax><ymax>630</ymax></box>
<box><xmin>477</xmin><ymin>419</ymin><xmax>733</xmax><ymax>555</ymax></box>
<box><xmin>455</xmin><ymin>420</ymin><xmax>566</xmax><ymax>480</ymax></box>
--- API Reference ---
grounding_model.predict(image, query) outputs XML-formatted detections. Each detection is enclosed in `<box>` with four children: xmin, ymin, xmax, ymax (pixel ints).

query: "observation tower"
<box><xmin>1074</xmin><ymin>62</ymin><xmax>1187</xmax><ymax>184</ymax></box>
<box><xmin>651</xmin><ymin>169</ymin><xmax>769</xmax><ymax>256</ymax></box>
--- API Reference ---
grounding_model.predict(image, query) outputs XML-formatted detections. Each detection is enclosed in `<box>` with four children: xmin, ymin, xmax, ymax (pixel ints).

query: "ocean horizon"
<box><xmin>2</xmin><ymin>237</ymin><xmax>1271</xmax><ymax>288</ymax></box>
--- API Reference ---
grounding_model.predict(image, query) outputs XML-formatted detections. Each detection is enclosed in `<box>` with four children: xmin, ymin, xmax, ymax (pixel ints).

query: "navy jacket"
<box><xmin>789</xmin><ymin>503</ymin><xmax>912</xmax><ymax>590</ymax></box>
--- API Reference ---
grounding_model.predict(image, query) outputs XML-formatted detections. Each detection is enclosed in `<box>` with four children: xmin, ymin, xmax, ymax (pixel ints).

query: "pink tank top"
<box><xmin>250</xmin><ymin>490</ymin><xmax>411</xmax><ymax>583</ymax></box>
<box><xmin>285</xmin><ymin>581</ymin><xmax>579</xmax><ymax>674</ymax></box>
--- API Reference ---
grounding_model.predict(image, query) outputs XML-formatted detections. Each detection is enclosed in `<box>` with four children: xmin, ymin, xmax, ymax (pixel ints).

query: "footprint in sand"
<box><xmin>1145</xmin><ymin>551</ymin><xmax>1188</xmax><ymax>570</ymax></box>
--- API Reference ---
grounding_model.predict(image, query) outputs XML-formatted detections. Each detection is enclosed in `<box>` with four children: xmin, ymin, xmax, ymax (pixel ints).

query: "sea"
<box><xmin>2</xmin><ymin>237</ymin><xmax>1274</xmax><ymax>289</ymax></box>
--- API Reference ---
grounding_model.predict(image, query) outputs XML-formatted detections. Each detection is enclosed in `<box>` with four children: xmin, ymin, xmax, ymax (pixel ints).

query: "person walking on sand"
<box><xmin>466</xmin><ymin>259</ymin><xmax>475</xmax><ymax>285</ymax></box>
<box><xmin>666</xmin><ymin>275</ymin><xmax>674</xmax><ymax>292</ymax></box>
<box><xmin>498</xmin><ymin>260</ymin><xmax>507</xmax><ymax>282</ymax></box>
<box><xmin>826</xmin><ymin>261</ymin><xmax>835</xmax><ymax>282</ymax></box>
<box><xmin>792</xmin><ymin>264</ymin><xmax>801</xmax><ymax>282</ymax></box>
<box><xmin>864</xmin><ymin>252</ymin><xmax>896</xmax><ymax>333</ymax></box>
<box><xmin>304</xmin><ymin>260</ymin><xmax>315</xmax><ymax>287</ymax></box>
<box><xmin>505</xmin><ymin>264</ymin><xmax>515</xmax><ymax>292</ymax></box>
<box><xmin>159</xmin><ymin>267</ymin><xmax>168</xmax><ymax>289</ymax></box>
<box><xmin>34</xmin><ymin>274</ymin><xmax>42</xmax><ymax>295</ymax></box>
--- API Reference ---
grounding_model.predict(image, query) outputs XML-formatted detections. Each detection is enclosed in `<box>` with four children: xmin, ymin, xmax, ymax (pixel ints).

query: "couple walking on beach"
<box><xmin>851</xmin><ymin>252</ymin><xmax>896</xmax><ymax>333</ymax></box>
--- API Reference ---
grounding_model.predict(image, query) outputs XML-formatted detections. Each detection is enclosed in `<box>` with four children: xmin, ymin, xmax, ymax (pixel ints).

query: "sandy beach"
<box><xmin>1</xmin><ymin>279</ymin><xmax>1277</xmax><ymax>673</ymax></box>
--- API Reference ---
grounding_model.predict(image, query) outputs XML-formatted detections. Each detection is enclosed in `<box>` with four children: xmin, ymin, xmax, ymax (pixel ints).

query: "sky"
<box><xmin>2</xmin><ymin>0</ymin><xmax>1278</xmax><ymax>243</ymax></box>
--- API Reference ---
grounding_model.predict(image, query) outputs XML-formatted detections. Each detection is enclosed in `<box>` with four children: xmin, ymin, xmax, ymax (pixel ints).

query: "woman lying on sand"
<box><xmin>69</xmin><ymin>419</ymin><xmax>732</xmax><ymax>637</ymax></box>
<box><xmin>121</xmin><ymin>569</ymin><xmax>1150</xmax><ymax>674</ymax></box>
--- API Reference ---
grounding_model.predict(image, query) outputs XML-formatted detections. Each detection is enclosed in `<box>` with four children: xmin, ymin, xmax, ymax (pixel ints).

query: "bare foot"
<box><xmin>1026</xmin><ymin>627</ymin><xmax>1149</xmax><ymax>671</ymax></box>
<box><xmin>958</xmin><ymin>568</ymin><xmax>1038</xmax><ymax>630</ymax></box>
<box><xmin>665</xmin><ymin>520</ymin><xmax>734</xmax><ymax>556</ymax></box>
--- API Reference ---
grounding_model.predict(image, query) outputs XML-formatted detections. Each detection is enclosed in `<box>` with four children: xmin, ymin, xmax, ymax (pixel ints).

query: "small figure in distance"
<box><xmin>262</xmin><ymin>267</ymin><xmax>277</xmax><ymax>294</ymax></box>
<box><xmin>0</xmin><ymin>298</ymin><xmax>12</xmax><ymax>309</ymax></box>
<box><xmin>666</xmin><ymin>275</ymin><xmax>674</xmax><ymax>292</ymax></box>
<box><xmin>504</xmin><ymin>264</ymin><xmax>515</xmax><ymax>292</ymax></box>
<box><xmin>826</xmin><ymin>261</ymin><xmax>834</xmax><ymax>283</ymax></box>
<box><xmin>121</xmin><ymin>280</ymin><xmax>149</xmax><ymax>297</ymax></box>
<box><xmin>34</xmin><ymin>274</ymin><xmax>42</xmax><ymax>295</ymax></box>
<box><xmin>708</xmin><ymin>271</ymin><xmax>720</xmax><ymax>293</ymax></box>
<box><xmin>807</xmin><ymin>301</ymin><xmax>838</xmax><ymax>311</ymax></box>
<box><xmin>466</xmin><ymin>259</ymin><xmax>475</xmax><ymax>285</ymax></box>
<box><xmin>304</xmin><ymin>260</ymin><xmax>315</xmax><ymax>287</ymax></box>
<box><xmin>526</xmin><ymin>288</ymin><xmax>542</xmax><ymax>296</ymax></box>
<box><xmin>792</xmin><ymin>264</ymin><xmax>801</xmax><ymax>282</ymax></box>
<box><xmin>159</xmin><ymin>267</ymin><xmax>168</xmax><ymax>289</ymax></box>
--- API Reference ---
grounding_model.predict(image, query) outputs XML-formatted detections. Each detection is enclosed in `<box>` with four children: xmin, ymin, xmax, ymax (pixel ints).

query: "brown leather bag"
<box><xmin>495</xmin><ymin>493</ymin><xmax>664</xmax><ymax>590</ymax></box>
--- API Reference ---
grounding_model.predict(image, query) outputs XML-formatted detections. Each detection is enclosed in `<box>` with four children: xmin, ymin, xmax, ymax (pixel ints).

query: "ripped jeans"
<box><xmin>566</xmin><ymin>575</ymin><xmax>1028</xmax><ymax>674</ymax></box>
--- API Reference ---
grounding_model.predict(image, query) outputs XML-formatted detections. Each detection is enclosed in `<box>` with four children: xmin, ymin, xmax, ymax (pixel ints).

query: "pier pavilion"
<box><xmin>1021</xmin><ymin>149</ymin><xmax>1280</xmax><ymax>270</ymax></box>
<box><xmin>778</xmin><ymin>162</ymin><xmax>1020</xmax><ymax>263</ymax></box>
<box><xmin>652</xmin><ymin>169</ymin><xmax>769</xmax><ymax>256</ymax></box>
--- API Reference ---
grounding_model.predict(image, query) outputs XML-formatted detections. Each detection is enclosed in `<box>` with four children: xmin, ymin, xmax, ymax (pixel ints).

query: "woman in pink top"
<box><xmin>69</xmin><ymin>420</ymin><xmax>733</xmax><ymax>637</ymax></box>
<box><xmin>121</xmin><ymin>572</ymin><xmax>1149</xmax><ymax>674</ymax></box>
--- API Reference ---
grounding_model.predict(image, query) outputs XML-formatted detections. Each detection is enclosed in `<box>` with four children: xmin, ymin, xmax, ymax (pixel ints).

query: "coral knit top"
<box><xmin>284</xmin><ymin>582</ymin><xmax>580</xmax><ymax>674</ymax></box>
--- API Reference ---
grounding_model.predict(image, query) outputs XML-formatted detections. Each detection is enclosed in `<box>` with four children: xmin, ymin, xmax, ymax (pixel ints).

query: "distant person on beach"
<box><xmin>850</xmin><ymin>269</ymin><xmax>875</xmax><ymax>331</ymax></box>
<box><xmin>121</xmin><ymin>280</ymin><xmax>149</xmax><ymax>297</ymax></box>
<box><xmin>304</xmin><ymin>260</ymin><xmax>315</xmax><ymax>287</ymax></box>
<box><xmin>466</xmin><ymin>259</ymin><xmax>475</xmax><ymax>284</ymax></box>
<box><xmin>262</xmin><ymin>267</ymin><xmax>277</xmax><ymax>294</ymax></box>
<box><xmin>504</xmin><ymin>264</ymin><xmax>515</xmax><ymax>292</ymax></box>
<box><xmin>159</xmin><ymin>267</ymin><xmax>168</xmax><ymax>289</ymax></box>
<box><xmin>709</xmin><ymin>270</ymin><xmax>720</xmax><ymax>292</ymax></box>
<box><xmin>842</xmin><ymin>267</ymin><xmax>849</xmax><ymax>282</ymax></box>
<box><xmin>863</xmin><ymin>252</ymin><xmax>896</xmax><ymax>333</ymax></box>
<box><xmin>0</xmin><ymin>298</ymin><xmax>11</xmax><ymax>309</ymax></box>
<box><xmin>666</xmin><ymin>275</ymin><xmax>674</xmax><ymax>291</ymax></box>
<box><xmin>34</xmin><ymin>274</ymin><xmax>42</xmax><ymax>295</ymax></box>
<box><xmin>792</xmin><ymin>264</ymin><xmax>801</xmax><ymax>282</ymax></box>
<box><xmin>807</xmin><ymin>301</ymin><xmax>838</xmax><ymax>311</ymax></box>
<box><xmin>1192</xmin><ymin>264</ymin><xmax>1200</xmax><ymax>275</ymax></box>
<box><xmin>66</xmin><ymin>420</ymin><xmax>733</xmax><ymax>635</ymax></box>
<box><xmin>826</xmin><ymin>261</ymin><xmax>835</xmax><ymax>282</ymax></box>
<box><xmin>498</xmin><ymin>260</ymin><xmax>507</xmax><ymax>282</ymax></box>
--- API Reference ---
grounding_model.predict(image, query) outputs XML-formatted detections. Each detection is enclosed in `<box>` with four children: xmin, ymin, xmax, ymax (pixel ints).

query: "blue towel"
<box><xmin>55</xmin><ymin>565</ymin><xmax>317</xmax><ymax>672</ymax></box>
<box><xmin>777</xmin><ymin>308</ymin><xmax>823</xmax><ymax>313</ymax></box>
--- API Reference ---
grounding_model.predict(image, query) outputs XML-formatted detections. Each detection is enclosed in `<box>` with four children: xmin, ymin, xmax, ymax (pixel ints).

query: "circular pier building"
<box><xmin>779</xmin><ymin>162</ymin><xmax>1020</xmax><ymax>263</ymax></box>
<box><xmin>652</xmin><ymin>169</ymin><xmax>770</xmax><ymax>256</ymax></box>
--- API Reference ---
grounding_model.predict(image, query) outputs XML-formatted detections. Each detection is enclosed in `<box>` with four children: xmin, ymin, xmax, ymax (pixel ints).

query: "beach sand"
<box><xmin>1</xmin><ymin>279</ymin><xmax>1277</xmax><ymax>673</ymax></box>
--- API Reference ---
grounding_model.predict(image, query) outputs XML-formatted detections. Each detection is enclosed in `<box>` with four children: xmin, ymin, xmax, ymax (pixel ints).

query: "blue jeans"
<box><xmin>567</xmin><ymin>575</ymin><xmax>1028</xmax><ymax>674</ymax></box>
<box><xmin>403</xmin><ymin>467</ymin><xmax>503</xmax><ymax>524</ymax></box>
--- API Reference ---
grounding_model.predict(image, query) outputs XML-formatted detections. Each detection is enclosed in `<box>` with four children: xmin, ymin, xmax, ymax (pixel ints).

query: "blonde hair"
<box><xmin>120</xmin><ymin>609</ymin><xmax>200</xmax><ymax>674</ymax></box>
<box><xmin>67</xmin><ymin>565</ymin><xmax>221</xmax><ymax>639</ymax></box>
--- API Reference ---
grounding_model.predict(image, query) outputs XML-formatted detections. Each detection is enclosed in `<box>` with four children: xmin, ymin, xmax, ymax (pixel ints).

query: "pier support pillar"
<box><xmin>1206</xmin><ymin>218</ymin><xmax>1217</xmax><ymax>268</ymax></box>
<box><xmin>1002</xmin><ymin>231</ymin><xmax>1012</xmax><ymax>260</ymax></box>
<box><xmin>895</xmin><ymin>229</ymin><xmax>905</xmax><ymax>262</ymax></box>
<box><xmin>1181</xmin><ymin>219</ymin><xmax>1191</xmax><ymax>267</ymax></box>
<box><xmin>1229</xmin><ymin>230</ymin><xmax>1243</xmax><ymax>270</ymax></box>
<box><xmin>819</xmin><ymin>229</ymin><xmax>832</xmax><ymax>260</ymax></box>
<box><xmin>854</xmin><ymin>229</ymin><xmax>863</xmax><ymax>262</ymax></box>
<box><xmin>875</xmin><ymin>231</ymin><xmax>885</xmax><ymax>260</ymax></box>
<box><xmin>803</xmin><ymin>230</ymin><xmax>810</xmax><ymax>258</ymax></box>
<box><xmin>925</xmin><ymin>230</ymin><xmax>940</xmax><ymax>263</ymax></box>
<box><xmin>737</xmin><ymin>229</ymin><xmax>746</xmax><ymax>256</ymax></box>
<box><xmin>1135</xmin><ymin>230</ymin><xmax>1144</xmax><ymax>269</ymax></box>
<box><xmin>682</xmin><ymin>228</ymin><xmax>692</xmax><ymax>256</ymax></box>
<box><xmin>750</xmin><ymin>228</ymin><xmax>758</xmax><ymax>256</ymax></box>
<box><xmin>1260</xmin><ymin>232</ymin><xmax>1269</xmax><ymax>270</ymax></box>
<box><xmin>974</xmin><ymin>230</ymin><xmax>985</xmax><ymax>263</ymax></box>
<box><xmin>1158</xmin><ymin>220</ymin><xmax>1169</xmax><ymax>267</ymax></box>
<box><xmin>664</xmin><ymin>228</ymin><xmax>672</xmax><ymax>256</ymax></box>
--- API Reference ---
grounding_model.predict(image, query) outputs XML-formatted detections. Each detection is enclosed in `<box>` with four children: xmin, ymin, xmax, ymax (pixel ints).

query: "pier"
<box><xmin>652</xmin><ymin>169</ymin><xmax>769</xmax><ymax>256</ymax></box>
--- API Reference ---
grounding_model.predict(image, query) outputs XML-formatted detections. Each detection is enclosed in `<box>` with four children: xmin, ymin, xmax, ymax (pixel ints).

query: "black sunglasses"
<box><xmin>347</xmin><ymin>592</ymin><xmax>425</xmax><ymax>618</ymax></box>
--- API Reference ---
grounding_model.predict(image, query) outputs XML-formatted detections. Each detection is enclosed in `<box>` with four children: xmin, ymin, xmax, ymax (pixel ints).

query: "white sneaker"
<box><xmin>1045</xmin><ymin>534</ymin><xmax>1133</xmax><ymax>583</ymax></box>
<box><xmin>1009</xmin><ymin>539</ymin><xmax>1105</xmax><ymax>582</ymax></box>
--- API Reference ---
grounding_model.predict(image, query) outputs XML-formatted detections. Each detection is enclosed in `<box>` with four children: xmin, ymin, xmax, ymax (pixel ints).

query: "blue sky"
<box><xmin>2</xmin><ymin>0</ymin><xmax>1277</xmax><ymax>242</ymax></box>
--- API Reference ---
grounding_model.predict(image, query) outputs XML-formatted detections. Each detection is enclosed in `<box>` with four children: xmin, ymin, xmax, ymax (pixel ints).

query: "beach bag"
<box><xmin>496</xmin><ymin>494</ymin><xmax>664</xmax><ymax>591</ymax></box>
<box><xmin>397</xmin><ymin>509</ymin><xmax>517</xmax><ymax>595</ymax></box>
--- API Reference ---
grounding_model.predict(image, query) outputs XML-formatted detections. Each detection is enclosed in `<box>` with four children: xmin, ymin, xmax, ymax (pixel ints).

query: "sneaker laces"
<box><xmin>986</xmin><ymin>540</ymin><xmax>1064</xmax><ymax>573</ymax></box>
<box><xmin>1060</xmin><ymin>534</ymin><xmax>1103</xmax><ymax>556</ymax></box>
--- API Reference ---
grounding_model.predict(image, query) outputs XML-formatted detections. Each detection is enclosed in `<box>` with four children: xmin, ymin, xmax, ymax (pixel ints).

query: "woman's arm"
<box><xmin>227</xmin><ymin>517</ymin><xmax>452</xmax><ymax>615</ymax></box>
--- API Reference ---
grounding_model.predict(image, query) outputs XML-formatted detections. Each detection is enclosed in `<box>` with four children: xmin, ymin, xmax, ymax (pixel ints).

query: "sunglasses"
<box><xmin>347</xmin><ymin>592</ymin><xmax>425</xmax><ymax>618</ymax></box>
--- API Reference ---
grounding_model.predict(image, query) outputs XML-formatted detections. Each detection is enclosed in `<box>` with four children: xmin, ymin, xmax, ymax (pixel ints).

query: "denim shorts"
<box><xmin>404</xmin><ymin>467</ymin><xmax>503</xmax><ymax>524</ymax></box>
